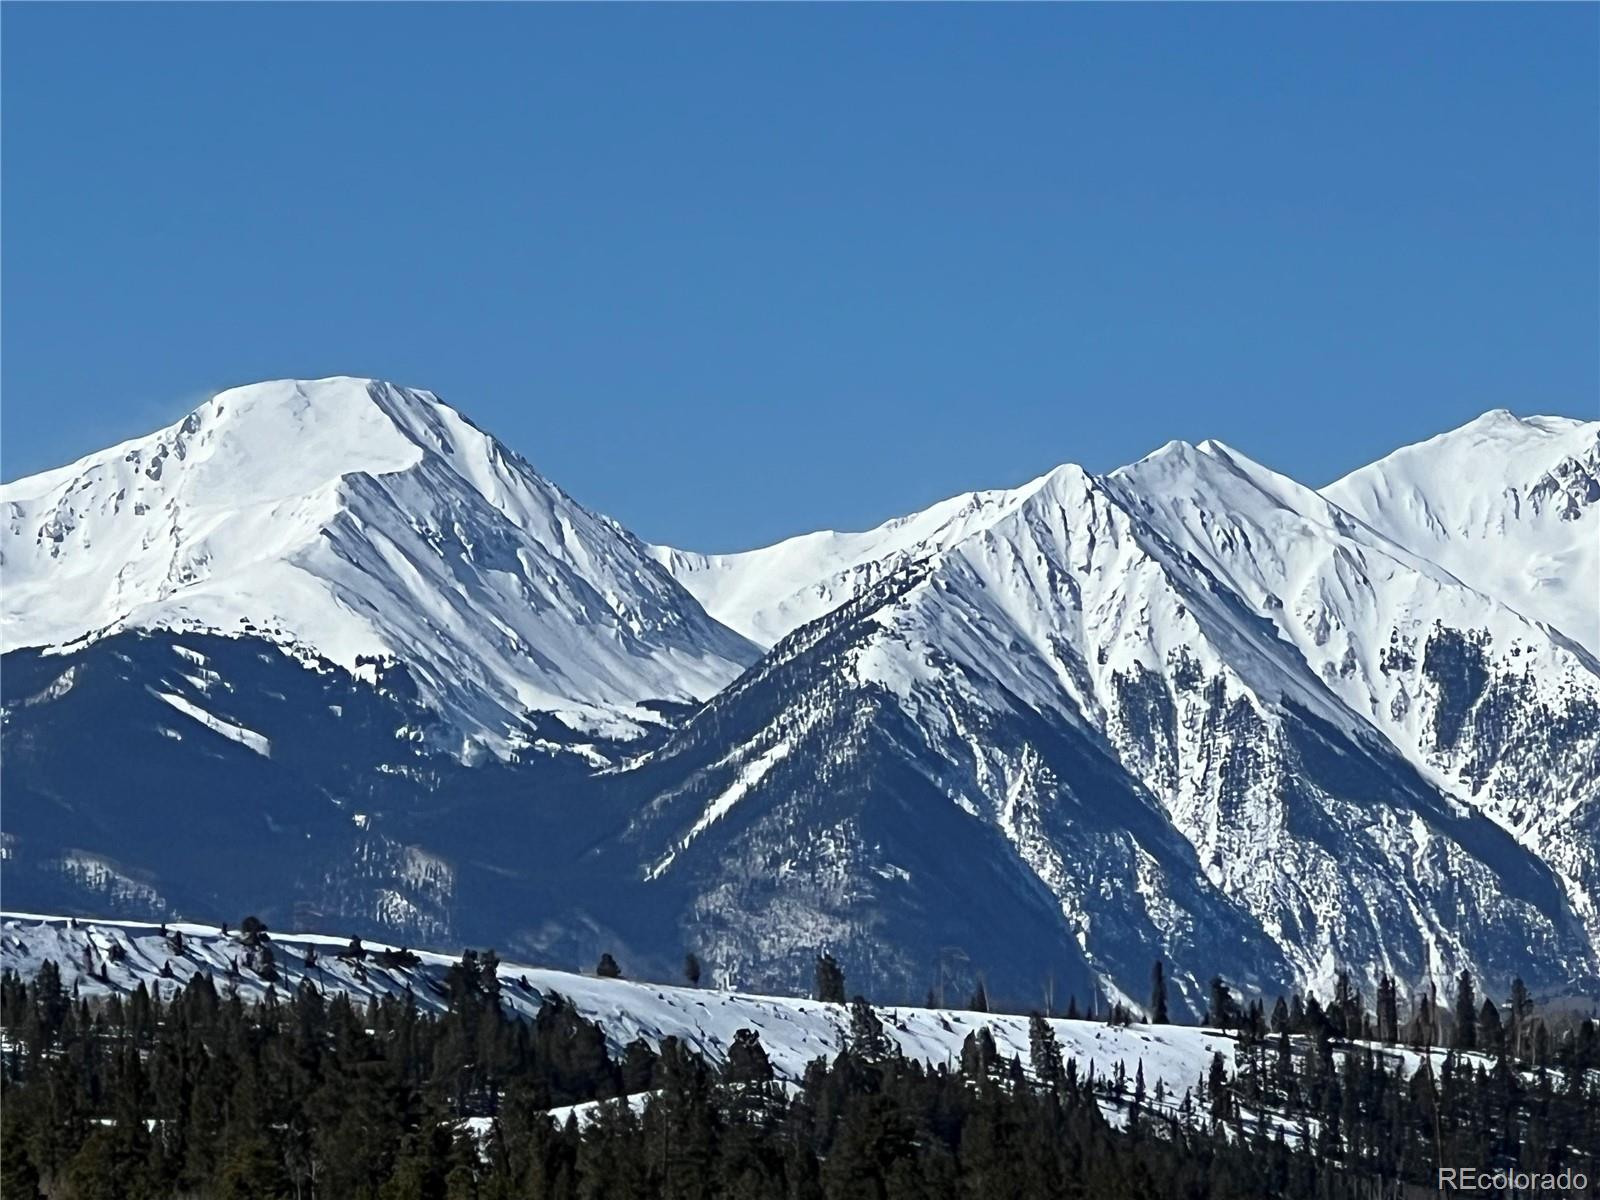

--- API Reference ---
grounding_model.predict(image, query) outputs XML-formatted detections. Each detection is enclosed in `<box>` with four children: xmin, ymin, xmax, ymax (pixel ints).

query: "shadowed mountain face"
<box><xmin>3</xmin><ymin>382</ymin><xmax>1595</xmax><ymax>1012</ymax></box>
<box><xmin>0</xmin><ymin>632</ymin><xmax>615</xmax><ymax>945</ymax></box>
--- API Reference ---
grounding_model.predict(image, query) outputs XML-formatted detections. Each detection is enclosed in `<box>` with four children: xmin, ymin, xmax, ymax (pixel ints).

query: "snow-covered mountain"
<box><xmin>1</xmin><ymin>378</ymin><xmax>758</xmax><ymax>758</ymax></box>
<box><xmin>643</xmin><ymin>415</ymin><xmax>1599</xmax><ymax>1003</ymax></box>
<box><xmin>1324</xmin><ymin>410</ymin><xmax>1600</xmax><ymax>658</ymax></box>
<box><xmin>649</xmin><ymin>484</ymin><xmax>1042</xmax><ymax>648</ymax></box>
<box><xmin>638</xmin><ymin>451</ymin><xmax>1594</xmax><ymax>1006</ymax></box>
<box><xmin>1111</xmin><ymin>437</ymin><xmax>1600</xmax><ymax>957</ymax></box>
<box><xmin>3</xmin><ymin>388</ymin><xmax>1594</xmax><ymax>1010</ymax></box>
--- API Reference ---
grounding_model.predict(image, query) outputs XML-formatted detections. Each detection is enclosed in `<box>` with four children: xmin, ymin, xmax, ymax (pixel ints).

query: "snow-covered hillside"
<box><xmin>0</xmin><ymin>914</ymin><xmax>1240</xmax><ymax>1101</ymax></box>
<box><xmin>1</xmin><ymin>378</ymin><xmax>757</xmax><ymax>757</ymax></box>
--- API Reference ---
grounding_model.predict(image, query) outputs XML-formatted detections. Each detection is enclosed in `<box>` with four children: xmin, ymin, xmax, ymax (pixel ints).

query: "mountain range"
<box><xmin>3</xmin><ymin>377</ymin><xmax>1595</xmax><ymax>1016</ymax></box>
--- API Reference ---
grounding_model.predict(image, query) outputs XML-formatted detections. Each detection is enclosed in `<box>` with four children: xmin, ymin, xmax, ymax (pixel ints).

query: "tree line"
<box><xmin>1</xmin><ymin>941</ymin><xmax>1596</xmax><ymax>1199</ymax></box>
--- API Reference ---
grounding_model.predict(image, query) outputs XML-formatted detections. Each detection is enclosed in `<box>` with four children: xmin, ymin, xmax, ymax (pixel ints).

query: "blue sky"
<box><xmin>3</xmin><ymin>4</ymin><xmax>1595</xmax><ymax>550</ymax></box>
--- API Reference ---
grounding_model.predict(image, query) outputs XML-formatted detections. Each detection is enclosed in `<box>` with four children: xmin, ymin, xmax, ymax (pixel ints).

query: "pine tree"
<box><xmin>217</xmin><ymin>1135</ymin><xmax>290</xmax><ymax>1200</ymax></box>
<box><xmin>683</xmin><ymin>954</ymin><xmax>701</xmax><ymax>988</ymax></box>
<box><xmin>1377</xmin><ymin>975</ymin><xmax>1399</xmax><ymax>1044</ymax></box>
<box><xmin>239</xmin><ymin>915</ymin><xmax>269</xmax><ymax>949</ymax></box>
<box><xmin>595</xmin><ymin>953</ymin><xmax>622</xmax><ymax>980</ymax></box>
<box><xmin>968</xmin><ymin>980</ymin><xmax>989</xmax><ymax>1013</ymax></box>
<box><xmin>1207</xmin><ymin>977</ymin><xmax>1235</xmax><ymax>1031</ymax></box>
<box><xmin>960</xmin><ymin>1027</ymin><xmax>1000</xmax><ymax>1082</ymax></box>
<box><xmin>1509</xmin><ymin>977</ymin><xmax>1532</xmax><ymax>1060</ymax></box>
<box><xmin>724</xmin><ymin>1028</ymin><xmax>773</xmax><ymax>1085</ymax></box>
<box><xmin>1478</xmin><ymin>998</ymin><xmax>1504</xmax><ymax>1058</ymax></box>
<box><xmin>1027</xmin><ymin>1013</ymin><xmax>1065</xmax><ymax>1092</ymax></box>
<box><xmin>1453</xmin><ymin>970</ymin><xmax>1476</xmax><ymax>1051</ymax></box>
<box><xmin>847</xmin><ymin>999</ymin><xmax>893</xmax><ymax>1062</ymax></box>
<box><xmin>1149</xmin><ymin>960</ymin><xmax>1169</xmax><ymax>1024</ymax></box>
<box><xmin>1207</xmin><ymin>1051</ymin><xmax>1230</xmax><ymax>1125</ymax></box>
<box><xmin>813</xmin><ymin>954</ymin><xmax>845</xmax><ymax>1004</ymax></box>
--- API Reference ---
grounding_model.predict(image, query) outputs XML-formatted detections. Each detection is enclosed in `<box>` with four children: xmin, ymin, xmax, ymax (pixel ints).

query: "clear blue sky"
<box><xmin>3</xmin><ymin>4</ymin><xmax>1595</xmax><ymax>551</ymax></box>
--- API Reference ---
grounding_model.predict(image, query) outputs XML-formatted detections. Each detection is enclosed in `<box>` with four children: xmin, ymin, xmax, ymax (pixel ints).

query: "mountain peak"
<box><xmin>4</xmin><ymin>377</ymin><xmax>466</xmax><ymax>512</ymax></box>
<box><xmin>1323</xmin><ymin>407</ymin><xmax>1599</xmax><ymax>657</ymax></box>
<box><xmin>187</xmin><ymin>376</ymin><xmax>490</xmax><ymax>490</ymax></box>
<box><xmin>1</xmin><ymin>376</ymin><xmax>756</xmax><ymax>756</ymax></box>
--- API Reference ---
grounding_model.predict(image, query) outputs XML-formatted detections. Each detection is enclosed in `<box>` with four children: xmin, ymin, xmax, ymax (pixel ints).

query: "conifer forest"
<box><xmin>3</xmin><ymin>941</ymin><xmax>1597</xmax><ymax>1200</ymax></box>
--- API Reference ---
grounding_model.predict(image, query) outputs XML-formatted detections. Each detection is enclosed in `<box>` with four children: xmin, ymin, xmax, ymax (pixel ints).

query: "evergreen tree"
<box><xmin>1509</xmin><ymin>976</ymin><xmax>1532</xmax><ymax>1060</ymax></box>
<box><xmin>846</xmin><ymin>998</ymin><xmax>893</xmax><ymax>1062</ymax></box>
<box><xmin>683</xmin><ymin>953</ymin><xmax>702</xmax><ymax>988</ymax></box>
<box><xmin>723</xmin><ymin>1028</ymin><xmax>773</xmax><ymax>1085</ymax></box>
<box><xmin>217</xmin><ymin>1135</ymin><xmax>290</xmax><ymax>1200</ymax></box>
<box><xmin>959</xmin><ymin>1026</ymin><xmax>1000</xmax><ymax>1082</ymax></box>
<box><xmin>813</xmin><ymin>953</ymin><xmax>845</xmax><ymax>1004</ymax></box>
<box><xmin>1149</xmin><ymin>960</ymin><xmax>1169</xmax><ymax>1024</ymax></box>
<box><xmin>1377</xmin><ymin>975</ymin><xmax>1399</xmax><ymax>1044</ymax></box>
<box><xmin>1028</xmin><ymin>1013</ymin><xmax>1066</xmax><ymax>1091</ymax></box>
<box><xmin>595</xmin><ymin>953</ymin><xmax>622</xmax><ymax>980</ymax></box>
<box><xmin>1478</xmin><ymin>997</ymin><xmax>1504</xmax><ymax>1058</ymax></box>
<box><xmin>969</xmin><ymin>979</ymin><xmax>989</xmax><ymax>1013</ymax></box>
<box><xmin>1453</xmin><ymin>969</ymin><xmax>1477</xmax><ymax>1051</ymax></box>
<box><xmin>1207</xmin><ymin>976</ymin><xmax>1236</xmax><ymax>1031</ymax></box>
<box><xmin>239</xmin><ymin>914</ymin><xmax>269</xmax><ymax>948</ymax></box>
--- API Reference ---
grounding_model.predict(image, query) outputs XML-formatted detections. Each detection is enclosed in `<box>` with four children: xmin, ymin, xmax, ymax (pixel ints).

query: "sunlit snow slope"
<box><xmin>1</xmin><ymin>914</ymin><xmax>1241</xmax><ymax>1104</ymax></box>
<box><xmin>649</xmin><ymin>484</ymin><xmax>1041</xmax><ymax>648</ymax></box>
<box><xmin>1323</xmin><ymin>411</ymin><xmax>1599</xmax><ymax>658</ymax></box>
<box><xmin>644</xmin><ymin>415</ymin><xmax>1600</xmax><ymax>1000</ymax></box>
<box><xmin>1</xmin><ymin>378</ymin><xmax>757</xmax><ymax>757</ymax></box>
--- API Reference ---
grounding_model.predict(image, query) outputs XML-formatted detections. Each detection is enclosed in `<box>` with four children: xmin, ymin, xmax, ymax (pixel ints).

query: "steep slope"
<box><xmin>1323</xmin><ymin>410</ymin><xmax>1600</xmax><ymax>657</ymax></box>
<box><xmin>619</xmin><ymin>464</ymin><xmax>1593</xmax><ymax>1007</ymax></box>
<box><xmin>2</xmin><ymin>378</ymin><xmax>758</xmax><ymax>757</ymax></box>
<box><xmin>1108</xmin><ymin>439</ymin><xmax>1600</xmax><ymax>950</ymax></box>
<box><xmin>585</xmin><ymin>564</ymin><xmax>1294</xmax><ymax>1016</ymax></box>
<box><xmin>0</xmin><ymin>630</ymin><xmax>625</xmax><ymax>945</ymax></box>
